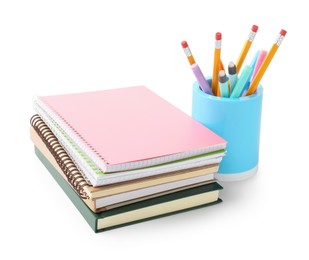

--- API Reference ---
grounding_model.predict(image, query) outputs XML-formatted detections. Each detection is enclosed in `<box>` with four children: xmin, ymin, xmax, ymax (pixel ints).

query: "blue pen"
<box><xmin>230</xmin><ymin>65</ymin><xmax>253</xmax><ymax>98</ymax></box>
<box><xmin>219</xmin><ymin>70</ymin><xmax>229</xmax><ymax>97</ymax></box>
<box><xmin>242</xmin><ymin>50</ymin><xmax>260</xmax><ymax>95</ymax></box>
<box><xmin>228</xmin><ymin>62</ymin><xmax>237</xmax><ymax>93</ymax></box>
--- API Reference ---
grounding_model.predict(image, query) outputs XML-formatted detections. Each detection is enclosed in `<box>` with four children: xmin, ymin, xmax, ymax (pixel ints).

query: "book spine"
<box><xmin>30</xmin><ymin>114</ymin><xmax>90</xmax><ymax>199</ymax></box>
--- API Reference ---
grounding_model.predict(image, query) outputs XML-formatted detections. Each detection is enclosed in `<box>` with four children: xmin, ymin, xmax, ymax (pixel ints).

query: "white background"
<box><xmin>0</xmin><ymin>1</ymin><xmax>308</xmax><ymax>259</ymax></box>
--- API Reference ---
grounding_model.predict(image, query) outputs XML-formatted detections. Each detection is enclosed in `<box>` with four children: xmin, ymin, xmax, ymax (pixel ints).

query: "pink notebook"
<box><xmin>37</xmin><ymin>86</ymin><xmax>226</xmax><ymax>172</ymax></box>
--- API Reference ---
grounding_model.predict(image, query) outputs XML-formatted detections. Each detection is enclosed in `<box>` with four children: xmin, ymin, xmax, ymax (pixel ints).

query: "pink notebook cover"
<box><xmin>39</xmin><ymin>86</ymin><xmax>226</xmax><ymax>166</ymax></box>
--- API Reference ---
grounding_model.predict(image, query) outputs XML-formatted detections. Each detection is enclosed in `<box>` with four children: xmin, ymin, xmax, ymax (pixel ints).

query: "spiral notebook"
<box><xmin>34</xmin><ymin>109</ymin><xmax>225</xmax><ymax>187</ymax></box>
<box><xmin>30</xmin><ymin>122</ymin><xmax>218</xmax><ymax>212</ymax></box>
<box><xmin>33</xmin><ymin>86</ymin><xmax>226</xmax><ymax>174</ymax></box>
<box><xmin>30</xmin><ymin>116</ymin><xmax>219</xmax><ymax>202</ymax></box>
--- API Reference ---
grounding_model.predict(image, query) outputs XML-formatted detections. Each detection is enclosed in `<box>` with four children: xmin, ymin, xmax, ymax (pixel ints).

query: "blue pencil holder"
<box><xmin>192</xmin><ymin>80</ymin><xmax>263</xmax><ymax>181</ymax></box>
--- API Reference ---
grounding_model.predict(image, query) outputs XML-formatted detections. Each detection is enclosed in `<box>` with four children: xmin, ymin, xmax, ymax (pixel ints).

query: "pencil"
<box><xmin>181</xmin><ymin>40</ymin><xmax>212</xmax><ymax>94</ymax></box>
<box><xmin>219</xmin><ymin>59</ymin><xmax>225</xmax><ymax>71</ymax></box>
<box><xmin>246</xmin><ymin>29</ymin><xmax>287</xmax><ymax>96</ymax></box>
<box><xmin>212</xmin><ymin>32</ymin><xmax>222</xmax><ymax>96</ymax></box>
<box><xmin>181</xmin><ymin>41</ymin><xmax>196</xmax><ymax>65</ymax></box>
<box><xmin>236</xmin><ymin>25</ymin><xmax>258</xmax><ymax>74</ymax></box>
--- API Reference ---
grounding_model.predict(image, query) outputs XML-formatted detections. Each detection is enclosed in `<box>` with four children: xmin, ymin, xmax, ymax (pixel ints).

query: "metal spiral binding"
<box><xmin>31</xmin><ymin>114</ymin><xmax>90</xmax><ymax>199</ymax></box>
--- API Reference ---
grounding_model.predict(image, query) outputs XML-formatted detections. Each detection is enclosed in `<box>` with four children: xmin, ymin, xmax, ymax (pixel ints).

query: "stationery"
<box><xmin>212</xmin><ymin>32</ymin><xmax>222</xmax><ymax>96</ymax></box>
<box><xmin>236</xmin><ymin>25</ymin><xmax>258</xmax><ymax>73</ymax></box>
<box><xmin>230</xmin><ymin>65</ymin><xmax>253</xmax><ymax>98</ymax></box>
<box><xmin>182</xmin><ymin>41</ymin><xmax>212</xmax><ymax>94</ymax></box>
<box><xmin>218</xmin><ymin>70</ymin><xmax>229</xmax><ymax>97</ymax></box>
<box><xmin>191</xmin><ymin>63</ymin><xmax>213</xmax><ymax>94</ymax></box>
<box><xmin>242</xmin><ymin>50</ymin><xmax>260</xmax><ymax>95</ymax></box>
<box><xmin>33</xmin><ymin>86</ymin><xmax>226</xmax><ymax>186</ymax></box>
<box><xmin>182</xmin><ymin>25</ymin><xmax>286</xmax><ymax>99</ymax></box>
<box><xmin>181</xmin><ymin>40</ymin><xmax>196</xmax><ymax>65</ymax></box>
<box><xmin>246</xmin><ymin>29</ymin><xmax>286</xmax><ymax>95</ymax></box>
<box><xmin>30</xmin><ymin>123</ymin><xmax>219</xmax><ymax>212</ymax></box>
<box><xmin>251</xmin><ymin>50</ymin><xmax>268</xmax><ymax>83</ymax></box>
<box><xmin>228</xmin><ymin>61</ymin><xmax>237</xmax><ymax>93</ymax></box>
<box><xmin>35</xmin><ymin>146</ymin><xmax>222</xmax><ymax>232</ymax></box>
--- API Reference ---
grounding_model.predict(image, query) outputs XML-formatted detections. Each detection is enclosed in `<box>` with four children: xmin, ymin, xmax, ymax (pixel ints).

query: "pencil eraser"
<box><xmin>219</xmin><ymin>70</ymin><xmax>227</xmax><ymax>83</ymax></box>
<box><xmin>228</xmin><ymin>62</ymin><xmax>236</xmax><ymax>75</ymax></box>
<box><xmin>280</xmin><ymin>29</ymin><xmax>287</xmax><ymax>36</ymax></box>
<box><xmin>181</xmin><ymin>41</ymin><xmax>188</xmax><ymax>48</ymax></box>
<box><xmin>216</xmin><ymin>32</ymin><xmax>222</xmax><ymax>40</ymax></box>
<box><xmin>252</xmin><ymin>25</ymin><xmax>258</xmax><ymax>32</ymax></box>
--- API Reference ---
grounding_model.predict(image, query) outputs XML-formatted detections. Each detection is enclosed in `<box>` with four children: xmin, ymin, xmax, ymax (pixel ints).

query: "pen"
<box><xmin>242</xmin><ymin>50</ymin><xmax>260</xmax><ymax>95</ymax></box>
<box><xmin>212</xmin><ymin>32</ymin><xmax>222</xmax><ymax>96</ymax></box>
<box><xmin>191</xmin><ymin>63</ymin><xmax>213</xmax><ymax>94</ymax></box>
<box><xmin>219</xmin><ymin>70</ymin><xmax>229</xmax><ymax>97</ymax></box>
<box><xmin>230</xmin><ymin>65</ymin><xmax>253</xmax><ymax>98</ymax></box>
<box><xmin>228</xmin><ymin>62</ymin><xmax>237</xmax><ymax>93</ymax></box>
<box><xmin>242</xmin><ymin>50</ymin><xmax>267</xmax><ymax>96</ymax></box>
<box><xmin>236</xmin><ymin>25</ymin><xmax>258</xmax><ymax>73</ymax></box>
<box><xmin>181</xmin><ymin>41</ymin><xmax>196</xmax><ymax>65</ymax></box>
<box><xmin>249</xmin><ymin>50</ymin><xmax>260</xmax><ymax>75</ymax></box>
<box><xmin>246</xmin><ymin>29</ymin><xmax>287</xmax><ymax>96</ymax></box>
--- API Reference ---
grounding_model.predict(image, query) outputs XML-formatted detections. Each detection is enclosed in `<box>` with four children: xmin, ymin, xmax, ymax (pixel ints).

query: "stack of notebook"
<box><xmin>30</xmin><ymin>86</ymin><xmax>227</xmax><ymax>232</ymax></box>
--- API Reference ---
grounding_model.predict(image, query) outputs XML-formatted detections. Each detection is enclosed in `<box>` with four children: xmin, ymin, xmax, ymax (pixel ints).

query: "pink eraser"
<box><xmin>252</xmin><ymin>25</ymin><xmax>258</xmax><ymax>32</ymax></box>
<box><xmin>216</xmin><ymin>32</ymin><xmax>222</xmax><ymax>40</ymax></box>
<box><xmin>181</xmin><ymin>41</ymin><xmax>188</xmax><ymax>48</ymax></box>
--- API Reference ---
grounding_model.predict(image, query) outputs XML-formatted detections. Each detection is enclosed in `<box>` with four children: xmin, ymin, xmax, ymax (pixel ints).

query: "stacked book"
<box><xmin>30</xmin><ymin>86</ymin><xmax>227</xmax><ymax>232</ymax></box>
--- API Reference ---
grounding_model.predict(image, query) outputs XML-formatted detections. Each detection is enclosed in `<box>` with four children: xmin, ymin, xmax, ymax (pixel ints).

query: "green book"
<box><xmin>35</xmin><ymin>147</ymin><xmax>223</xmax><ymax>233</ymax></box>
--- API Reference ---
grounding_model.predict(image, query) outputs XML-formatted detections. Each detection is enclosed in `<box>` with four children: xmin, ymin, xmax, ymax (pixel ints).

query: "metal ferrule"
<box><xmin>215</xmin><ymin>40</ymin><xmax>222</xmax><ymax>49</ymax></box>
<box><xmin>184</xmin><ymin>47</ymin><xmax>192</xmax><ymax>57</ymax></box>
<box><xmin>248</xmin><ymin>31</ymin><xmax>256</xmax><ymax>42</ymax></box>
<box><xmin>275</xmin><ymin>34</ymin><xmax>285</xmax><ymax>46</ymax></box>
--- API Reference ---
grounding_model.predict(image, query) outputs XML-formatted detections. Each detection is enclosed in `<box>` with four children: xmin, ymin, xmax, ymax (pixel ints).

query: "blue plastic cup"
<box><xmin>192</xmin><ymin>80</ymin><xmax>263</xmax><ymax>181</ymax></box>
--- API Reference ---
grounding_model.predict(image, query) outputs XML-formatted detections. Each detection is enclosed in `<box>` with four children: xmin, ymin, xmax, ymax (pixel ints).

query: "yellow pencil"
<box><xmin>246</xmin><ymin>29</ymin><xmax>287</xmax><ymax>96</ymax></box>
<box><xmin>219</xmin><ymin>59</ymin><xmax>225</xmax><ymax>72</ymax></box>
<box><xmin>181</xmin><ymin>41</ymin><xmax>196</xmax><ymax>65</ymax></box>
<box><xmin>212</xmin><ymin>32</ymin><xmax>222</xmax><ymax>96</ymax></box>
<box><xmin>236</xmin><ymin>25</ymin><xmax>258</xmax><ymax>74</ymax></box>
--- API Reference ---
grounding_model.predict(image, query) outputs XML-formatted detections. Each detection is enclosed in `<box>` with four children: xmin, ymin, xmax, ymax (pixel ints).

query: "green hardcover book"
<box><xmin>35</xmin><ymin>147</ymin><xmax>223</xmax><ymax>232</ymax></box>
